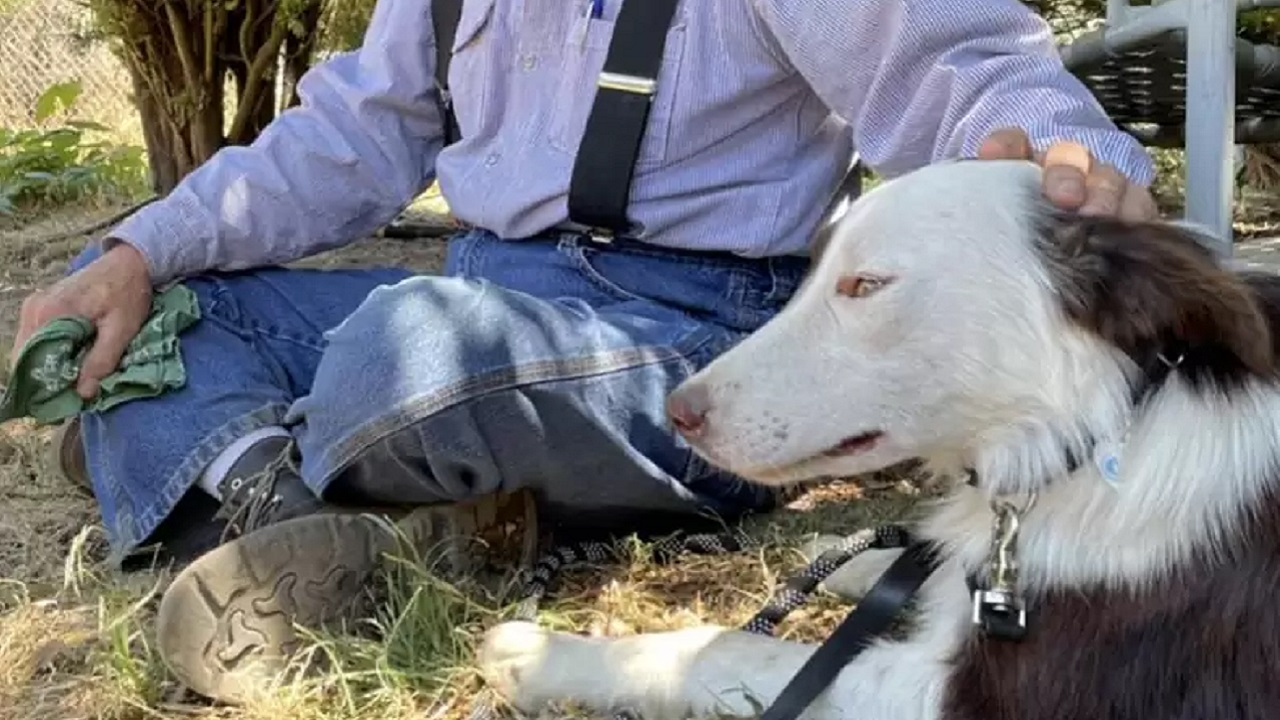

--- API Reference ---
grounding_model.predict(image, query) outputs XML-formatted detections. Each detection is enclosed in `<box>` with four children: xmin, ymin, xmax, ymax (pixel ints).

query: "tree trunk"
<box><xmin>283</xmin><ymin>2</ymin><xmax>323</xmax><ymax>109</ymax></box>
<box><xmin>95</xmin><ymin>0</ymin><xmax>324</xmax><ymax>195</ymax></box>
<box><xmin>121</xmin><ymin>32</ymin><xmax>222</xmax><ymax>194</ymax></box>
<box><xmin>223</xmin><ymin>0</ymin><xmax>286</xmax><ymax>145</ymax></box>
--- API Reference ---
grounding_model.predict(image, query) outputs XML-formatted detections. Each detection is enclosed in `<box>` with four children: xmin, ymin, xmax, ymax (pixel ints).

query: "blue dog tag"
<box><xmin>1093</xmin><ymin>441</ymin><xmax>1122</xmax><ymax>489</ymax></box>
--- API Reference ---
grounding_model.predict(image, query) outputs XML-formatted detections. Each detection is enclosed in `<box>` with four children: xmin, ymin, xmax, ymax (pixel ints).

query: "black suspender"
<box><xmin>430</xmin><ymin>0</ymin><xmax>681</xmax><ymax>236</ymax></box>
<box><xmin>566</xmin><ymin>0</ymin><xmax>682</xmax><ymax>236</ymax></box>
<box><xmin>431</xmin><ymin>0</ymin><xmax>464</xmax><ymax>146</ymax></box>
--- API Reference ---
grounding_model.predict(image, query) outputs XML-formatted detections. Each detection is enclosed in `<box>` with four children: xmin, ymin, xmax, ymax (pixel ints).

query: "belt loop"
<box><xmin>554</xmin><ymin>233</ymin><xmax>577</xmax><ymax>254</ymax></box>
<box><xmin>764</xmin><ymin>257</ymin><xmax>782</xmax><ymax>304</ymax></box>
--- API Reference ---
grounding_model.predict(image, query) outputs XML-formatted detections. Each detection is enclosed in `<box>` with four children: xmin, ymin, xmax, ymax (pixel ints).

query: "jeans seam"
<box><xmin>243</xmin><ymin>320</ymin><xmax>328</xmax><ymax>353</ymax></box>
<box><xmin>314</xmin><ymin>345</ymin><xmax>687</xmax><ymax>493</ymax></box>
<box><xmin>562</xmin><ymin>240</ymin><xmax>649</xmax><ymax>304</ymax></box>
<box><xmin>450</xmin><ymin>228</ymin><xmax>486</xmax><ymax>277</ymax></box>
<box><xmin>200</xmin><ymin>277</ymin><xmax>331</xmax><ymax>353</ymax></box>
<box><xmin>194</xmin><ymin>296</ymin><xmax>317</xmax><ymax>397</ymax></box>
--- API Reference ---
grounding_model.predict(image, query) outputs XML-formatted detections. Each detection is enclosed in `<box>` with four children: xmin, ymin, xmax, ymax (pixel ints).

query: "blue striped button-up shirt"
<box><xmin>113</xmin><ymin>0</ymin><xmax>1155</xmax><ymax>285</ymax></box>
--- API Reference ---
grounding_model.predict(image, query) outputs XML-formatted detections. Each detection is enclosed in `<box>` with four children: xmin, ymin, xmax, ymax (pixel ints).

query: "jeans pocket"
<box><xmin>565</xmin><ymin>242</ymin><xmax>650</xmax><ymax>304</ymax></box>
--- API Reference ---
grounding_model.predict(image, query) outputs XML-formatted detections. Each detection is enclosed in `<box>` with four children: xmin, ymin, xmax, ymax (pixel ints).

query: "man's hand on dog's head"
<box><xmin>976</xmin><ymin>127</ymin><xmax>1158</xmax><ymax>222</ymax></box>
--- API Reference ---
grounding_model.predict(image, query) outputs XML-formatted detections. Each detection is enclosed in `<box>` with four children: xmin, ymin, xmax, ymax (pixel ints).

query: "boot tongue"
<box><xmin>215</xmin><ymin>436</ymin><xmax>323</xmax><ymax>537</ymax></box>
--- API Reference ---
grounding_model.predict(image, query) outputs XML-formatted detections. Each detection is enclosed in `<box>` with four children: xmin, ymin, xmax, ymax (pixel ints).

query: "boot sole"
<box><xmin>156</xmin><ymin>490</ymin><xmax>537</xmax><ymax>704</ymax></box>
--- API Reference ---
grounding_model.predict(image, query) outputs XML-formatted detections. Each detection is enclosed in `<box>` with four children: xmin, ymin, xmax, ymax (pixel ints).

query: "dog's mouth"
<box><xmin>727</xmin><ymin>430</ymin><xmax>887</xmax><ymax>485</ymax></box>
<box><xmin>820</xmin><ymin>430</ymin><xmax>885</xmax><ymax>458</ymax></box>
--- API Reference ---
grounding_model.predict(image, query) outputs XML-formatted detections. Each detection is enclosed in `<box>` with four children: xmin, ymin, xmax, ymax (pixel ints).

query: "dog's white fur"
<box><xmin>476</xmin><ymin>160</ymin><xmax>1280</xmax><ymax>719</ymax></box>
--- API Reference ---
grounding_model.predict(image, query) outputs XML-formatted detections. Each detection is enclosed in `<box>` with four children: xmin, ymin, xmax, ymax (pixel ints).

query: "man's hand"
<box><xmin>11</xmin><ymin>243</ymin><xmax>154</xmax><ymax>400</ymax></box>
<box><xmin>977</xmin><ymin>127</ymin><xmax>1158</xmax><ymax>222</ymax></box>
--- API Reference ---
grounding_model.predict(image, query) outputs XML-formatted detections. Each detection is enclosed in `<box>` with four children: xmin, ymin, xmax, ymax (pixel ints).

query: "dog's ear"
<box><xmin>1037</xmin><ymin>213</ymin><xmax>1273</xmax><ymax>379</ymax></box>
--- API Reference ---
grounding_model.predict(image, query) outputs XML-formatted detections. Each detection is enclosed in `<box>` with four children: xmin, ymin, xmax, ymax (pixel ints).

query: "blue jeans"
<box><xmin>70</xmin><ymin>230</ymin><xmax>808</xmax><ymax>562</ymax></box>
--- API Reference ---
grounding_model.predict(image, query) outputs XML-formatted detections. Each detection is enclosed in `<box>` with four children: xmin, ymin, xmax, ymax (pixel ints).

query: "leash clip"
<box><xmin>971</xmin><ymin>495</ymin><xmax>1035</xmax><ymax>641</ymax></box>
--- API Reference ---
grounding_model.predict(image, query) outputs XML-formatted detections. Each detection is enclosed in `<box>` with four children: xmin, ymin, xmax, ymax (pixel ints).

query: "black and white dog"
<box><xmin>477</xmin><ymin>159</ymin><xmax>1280</xmax><ymax>719</ymax></box>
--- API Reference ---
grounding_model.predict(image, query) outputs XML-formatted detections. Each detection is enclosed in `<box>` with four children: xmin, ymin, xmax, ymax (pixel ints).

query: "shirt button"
<box><xmin>521</xmin><ymin>54</ymin><xmax>537</xmax><ymax>70</ymax></box>
<box><xmin>485</xmin><ymin>153</ymin><xmax>500</xmax><ymax>166</ymax></box>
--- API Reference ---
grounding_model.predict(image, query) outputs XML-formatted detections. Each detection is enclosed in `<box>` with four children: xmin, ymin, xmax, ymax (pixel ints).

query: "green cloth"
<box><xmin>1</xmin><ymin>284</ymin><xmax>200</xmax><ymax>424</ymax></box>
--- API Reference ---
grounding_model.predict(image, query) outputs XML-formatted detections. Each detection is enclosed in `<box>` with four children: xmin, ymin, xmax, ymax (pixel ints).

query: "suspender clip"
<box><xmin>597</xmin><ymin>72</ymin><xmax>657</xmax><ymax>95</ymax></box>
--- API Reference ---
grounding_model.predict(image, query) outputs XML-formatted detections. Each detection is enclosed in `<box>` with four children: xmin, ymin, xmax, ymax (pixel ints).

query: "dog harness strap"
<box><xmin>432</xmin><ymin>0</ymin><xmax>464</xmax><ymax>146</ymax></box>
<box><xmin>757</xmin><ymin>539</ymin><xmax>942</xmax><ymax>720</ymax></box>
<box><xmin>567</xmin><ymin>0</ymin><xmax>682</xmax><ymax>235</ymax></box>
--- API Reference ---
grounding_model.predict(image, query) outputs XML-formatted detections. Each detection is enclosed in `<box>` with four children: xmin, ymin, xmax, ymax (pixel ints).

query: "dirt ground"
<box><xmin>1</xmin><ymin>182</ymin><xmax>1278</xmax><ymax>720</ymax></box>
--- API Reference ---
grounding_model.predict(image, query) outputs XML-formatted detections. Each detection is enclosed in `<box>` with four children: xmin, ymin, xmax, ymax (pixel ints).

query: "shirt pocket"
<box><xmin>446</xmin><ymin>0</ymin><xmax>498</xmax><ymax>137</ymax></box>
<box><xmin>547</xmin><ymin>12</ymin><xmax>687</xmax><ymax>168</ymax></box>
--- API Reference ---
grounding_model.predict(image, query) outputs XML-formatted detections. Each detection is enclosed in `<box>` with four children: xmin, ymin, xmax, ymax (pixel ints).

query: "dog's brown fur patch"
<box><xmin>942</xmin><ymin>213</ymin><xmax>1280</xmax><ymax>719</ymax></box>
<box><xmin>1035</xmin><ymin>215</ymin><xmax>1274</xmax><ymax>383</ymax></box>
<box><xmin>942</xmin><ymin>486</ymin><xmax>1280</xmax><ymax>719</ymax></box>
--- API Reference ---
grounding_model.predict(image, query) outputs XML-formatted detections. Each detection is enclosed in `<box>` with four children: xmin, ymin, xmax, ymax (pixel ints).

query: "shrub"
<box><xmin>0</xmin><ymin>80</ymin><xmax>148</xmax><ymax>216</ymax></box>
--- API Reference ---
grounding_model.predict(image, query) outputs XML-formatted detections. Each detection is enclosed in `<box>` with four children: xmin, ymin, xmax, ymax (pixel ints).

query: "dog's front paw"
<box><xmin>477</xmin><ymin>621</ymin><xmax>557</xmax><ymax>708</ymax></box>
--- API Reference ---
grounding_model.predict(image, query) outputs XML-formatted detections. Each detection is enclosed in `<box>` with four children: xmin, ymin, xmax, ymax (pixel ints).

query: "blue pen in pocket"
<box><xmin>575</xmin><ymin>0</ymin><xmax>603</xmax><ymax>50</ymax></box>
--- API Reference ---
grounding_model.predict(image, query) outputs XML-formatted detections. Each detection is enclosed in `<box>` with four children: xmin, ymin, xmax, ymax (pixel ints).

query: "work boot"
<box><xmin>211</xmin><ymin>435</ymin><xmax>326</xmax><ymax>539</ymax></box>
<box><xmin>156</xmin><ymin>481</ymin><xmax>539</xmax><ymax>705</ymax></box>
<box><xmin>141</xmin><ymin>435</ymin><xmax>328</xmax><ymax>565</ymax></box>
<box><xmin>47</xmin><ymin>421</ymin><xmax>327</xmax><ymax>563</ymax></box>
<box><xmin>49</xmin><ymin>417</ymin><xmax>90</xmax><ymax>494</ymax></box>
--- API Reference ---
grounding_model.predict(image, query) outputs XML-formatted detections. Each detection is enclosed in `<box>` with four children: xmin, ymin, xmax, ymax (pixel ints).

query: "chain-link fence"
<box><xmin>0</xmin><ymin>0</ymin><xmax>140</xmax><ymax>142</ymax></box>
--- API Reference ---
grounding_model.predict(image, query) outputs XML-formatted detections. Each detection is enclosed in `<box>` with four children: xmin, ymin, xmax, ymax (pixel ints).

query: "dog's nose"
<box><xmin>667</xmin><ymin>384</ymin><xmax>710</xmax><ymax>437</ymax></box>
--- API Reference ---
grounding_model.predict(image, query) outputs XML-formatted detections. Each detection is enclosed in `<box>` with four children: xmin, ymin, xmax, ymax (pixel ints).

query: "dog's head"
<box><xmin>668</xmin><ymin>159</ymin><xmax>1273</xmax><ymax>494</ymax></box>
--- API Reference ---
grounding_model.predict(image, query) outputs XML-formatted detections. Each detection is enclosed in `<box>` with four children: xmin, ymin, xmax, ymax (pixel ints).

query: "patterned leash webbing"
<box><xmin>739</xmin><ymin>524</ymin><xmax>911</xmax><ymax>635</ymax></box>
<box><xmin>505</xmin><ymin>527</ymin><xmax>758</xmax><ymax>623</ymax></box>
<box><xmin>469</xmin><ymin>523</ymin><xmax>913</xmax><ymax>720</ymax></box>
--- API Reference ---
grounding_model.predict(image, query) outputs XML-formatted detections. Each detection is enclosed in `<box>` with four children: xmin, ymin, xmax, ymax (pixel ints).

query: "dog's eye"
<box><xmin>836</xmin><ymin>274</ymin><xmax>890</xmax><ymax>298</ymax></box>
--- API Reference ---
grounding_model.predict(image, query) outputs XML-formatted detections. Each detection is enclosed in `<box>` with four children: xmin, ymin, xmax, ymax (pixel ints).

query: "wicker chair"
<box><xmin>1059</xmin><ymin>0</ymin><xmax>1280</xmax><ymax>255</ymax></box>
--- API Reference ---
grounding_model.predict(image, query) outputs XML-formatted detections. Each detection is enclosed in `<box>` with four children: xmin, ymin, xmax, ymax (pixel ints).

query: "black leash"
<box><xmin>469</xmin><ymin>523</ymin><xmax>935</xmax><ymax>720</ymax></box>
<box><xmin>757</xmin><ymin>537</ymin><xmax>940</xmax><ymax>720</ymax></box>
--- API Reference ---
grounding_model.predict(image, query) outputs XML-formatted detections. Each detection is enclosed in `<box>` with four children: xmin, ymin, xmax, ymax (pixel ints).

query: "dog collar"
<box><xmin>958</xmin><ymin>343</ymin><xmax>1187</xmax><ymax>641</ymax></box>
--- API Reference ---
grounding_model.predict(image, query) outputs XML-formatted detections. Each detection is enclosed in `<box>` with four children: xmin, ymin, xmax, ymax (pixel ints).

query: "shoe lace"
<box><xmin>214</xmin><ymin>440</ymin><xmax>302</xmax><ymax>541</ymax></box>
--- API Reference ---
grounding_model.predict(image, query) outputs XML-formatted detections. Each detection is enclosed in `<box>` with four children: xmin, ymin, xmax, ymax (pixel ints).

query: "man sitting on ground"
<box><xmin>10</xmin><ymin>0</ymin><xmax>1158</xmax><ymax>704</ymax></box>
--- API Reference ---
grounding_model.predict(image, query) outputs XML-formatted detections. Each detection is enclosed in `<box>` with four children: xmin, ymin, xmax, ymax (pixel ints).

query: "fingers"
<box><xmin>10</xmin><ymin>246</ymin><xmax>155</xmax><ymax>401</ymax></box>
<box><xmin>978</xmin><ymin>129</ymin><xmax>1160</xmax><ymax>222</ymax></box>
<box><xmin>977</xmin><ymin>127</ymin><xmax>1034</xmax><ymax>161</ymax></box>
<box><xmin>1040</xmin><ymin>141</ymin><xmax>1093</xmax><ymax>210</ymax></box>
<box><xmin>77</xmin><ymin>313</ymin><xmax>132</xmax><ymax>399</ymax></box>
<box><xmin>12</xmin><ymin>288</ymin><xmax>63</xmax><ymax>370</ymax></box>
<box><xmin>1077</xmin><ymin>163</ymin><xmax>1130</xmax><ymax>218</ymax></box>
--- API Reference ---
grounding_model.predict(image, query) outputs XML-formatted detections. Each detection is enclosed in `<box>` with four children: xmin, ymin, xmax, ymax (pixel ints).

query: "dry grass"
<box><xmin>0</xmin><ymin>198</ymin><xmax>935</xmax><ymax>720</ymax></box>
<box><xmin>1</xmin><ymin>175</ymin><xmax>1278</xmax><ymax>720</ymax></box>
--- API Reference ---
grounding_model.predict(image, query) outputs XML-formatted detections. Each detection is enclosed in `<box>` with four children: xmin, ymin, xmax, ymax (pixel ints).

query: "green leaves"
<box><xmin>1</xmin><ymin>80</ymin><xmax>148</xmax><ymax>216</ymax></box>
<box><xmin>33</xmin><ymin>80</ymin><xmax>84</xmax><ymax>124</ymax></box>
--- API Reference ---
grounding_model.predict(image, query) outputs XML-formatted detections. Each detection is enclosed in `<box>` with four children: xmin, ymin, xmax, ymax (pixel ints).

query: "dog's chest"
<box><xmin>935</xmin><ymin>550</ymin><xmax>1280</xmax><ymax>720</ymax></box>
